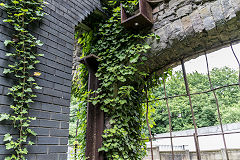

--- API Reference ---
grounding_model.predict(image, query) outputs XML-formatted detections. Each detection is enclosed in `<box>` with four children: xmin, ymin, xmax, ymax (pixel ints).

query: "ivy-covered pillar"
<box><xmin>79</xmin><ymin>54</ymin><xmax>104</xmax><ymax>160</ymax></box>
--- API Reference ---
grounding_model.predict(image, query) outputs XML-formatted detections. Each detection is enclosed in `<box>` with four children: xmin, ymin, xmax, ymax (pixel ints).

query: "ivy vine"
<box><xmin>73</xmin><ymin>1</ymin><xmax>160</xmax><ymax>159</ymax></box>
<box><xmin>71</xmin><ymin>27</ymin><xmax>93</xmax><ymax>160</ymax></box>
<box><xmin>0</xmin><ymin>0</ymin><xmax>45</xmax><ymax>159</ymax></box>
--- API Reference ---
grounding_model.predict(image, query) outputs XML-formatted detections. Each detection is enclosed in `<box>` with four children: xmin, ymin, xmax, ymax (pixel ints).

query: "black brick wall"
<box><xmin>0</xmin><ymin>0</ymin><xmax>101</xmax><ymax>159</ymax></box>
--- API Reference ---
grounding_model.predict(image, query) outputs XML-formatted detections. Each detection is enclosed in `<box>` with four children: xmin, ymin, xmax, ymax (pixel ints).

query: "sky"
<box><xmin>174</xmin><ymin>43</ymin><xmax>240</xmax><ymax>74</ymax></box>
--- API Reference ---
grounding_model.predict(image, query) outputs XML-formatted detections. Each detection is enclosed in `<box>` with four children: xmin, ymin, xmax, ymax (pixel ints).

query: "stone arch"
<box><xmin>144</xmin><ymin>0</ymin><xmax>240</xmax><ymax>76</ymax></box>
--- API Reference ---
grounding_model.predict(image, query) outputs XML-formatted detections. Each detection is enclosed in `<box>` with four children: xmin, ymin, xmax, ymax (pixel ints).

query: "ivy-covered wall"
<box><xmin>0</xmin><ymin>0</ymin><xmax>101</xmax><ymax>159</ymax></box>
<box><xmin>0</xmin><ymin>0</ymin><xmax>239</xmax><ymax>159</ymax></box>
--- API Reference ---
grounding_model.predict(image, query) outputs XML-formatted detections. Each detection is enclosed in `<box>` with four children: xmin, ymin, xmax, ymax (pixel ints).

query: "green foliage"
<box><xmin>92</xmin><ymin>4</ymin><xmax>153</xmax><ymax>160</ymax></box>
<box><xmin>69</xmin><ymin>96</ymin><xmax>87</xmax><ymax>160</ymax></box>
<box><xmin>71</xmin><ymin>0</ymin><xmax>161</xmax><ymax>159</ymax></box>
<box><xmin>70</xmin><ymin>29</ymin><xmax>90</xmax><ymax>159</ymax></box>
<box><xmin>151</xmin><ymin>67</ymin><xmax>240</xmax><ymax>134</ymax></box>
<box><xmin>0</xmin><ymin>0</ymin><xmax>45</xmax><ymax>159</ymax></box>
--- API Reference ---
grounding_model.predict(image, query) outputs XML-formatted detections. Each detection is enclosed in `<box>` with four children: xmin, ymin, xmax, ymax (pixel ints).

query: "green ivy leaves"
<box><xmin>74</xmin><ymin>0</ymin><xmax>161</xmax><ymax>159</ymax></box>
<box><xmin>4</xmin><ymin>40</ymin><xmax>13</xmax><ymax>46</ymax></box>
<box><xmin>0</xmin><ymin>0</ymin><xmax>45</xmax><ymax>159</ymax></box>
<box><xmin>0</xmin><ymin>114</ymin><xmax>10</xmax><ymax>121</ymax></box>
<box><xmin>4</xmin><ymin>134</ymin><xmax>13</xmax><ymax>142</ymax></box>
<box><xmin>36</xmin><ymin>40</ymin><xmax>44</xmax><ymax>46</ymax></box>
<box><xmin>76</xmin><ymin>0</ymin><xmax>156</xmax><ymax>159</ymax></box>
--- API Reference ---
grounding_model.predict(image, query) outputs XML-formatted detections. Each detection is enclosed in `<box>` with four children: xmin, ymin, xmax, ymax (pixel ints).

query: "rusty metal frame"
<box><xmin>79</xmin><ymin>54</ymin><xmax>104</xmax><ymax>160</ymax></box>
<box><xmin>121</xmin><ymin>0</ymin><xmax>153</xmax><ymax>29</ymax></box>
<box><xmin>204</xmin><ymin>52</ymin><xmax>229</xmax><ymax>160</ymax></box>
<box><xmin>181</xmin><ymin>60</ymin><xmax>202</xmax><ymax>160</ymax></box>
<box><xmin>230</xmin><ymin>43</ymin><xmax>240</xmax><ymax>87</ymax></box>
<box><xmin>145</xmin><ymin>86</ymin><xmax>154</xmax><ymax>160</ymax></box>
<box><xmin>147</xmin><ymin>83</ymin><xmax>239</xmax><ymax>102</ymax></box>
<box><xmin>144</xmin><ymin>43</ymin><xmax>240</xmax><ymax>160</ymax></box>
<box><xmin>162</xmin><ymin>75</ymin><xmax>174</xmax><ymax>160</ymax></box>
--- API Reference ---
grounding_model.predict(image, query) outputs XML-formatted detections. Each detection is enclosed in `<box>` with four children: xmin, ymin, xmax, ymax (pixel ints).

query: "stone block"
<box><xmin>39</xmin><ymin>119</ymin><xmax>60</xmax><ymax>128</ymax></box>
<box><xmin>177</xmin><ymin>4</ymin><xmax>193</xmax><ymax>18</ymax></box>
<box><xmin>211</xmin><ymin>1</ymin><xmax>225</xmax><ymax>23</ymax></box>
<box><xmin>169</xmin><ymin>0</ymin><xmax>185</xmax><ymax>9</ymax></box>
<box><xmin>38</xmin><ymin>137</ymin><xmax>59</xmax><ymax>145</ymax></box>
<box><xmin>59</xmin><ymin>154</ymin><xmax>68</xmax><ymax>160</ymax></box>
<box><xmin>190</xmin><ymin>10</ymin><xmax>205</xmax><ymax>32</ymax></box>
<box><xmin>220</xmin><ymin>0</ymin><xmax>236</xmax><ymax>20</ymax></box>
<box><xmin>27</xmin><ymin>145</ymin><xmax>48</xmax><ymax>154</ymax></box>
<box><xmin>181</xmin><ymin>16</ymin><xmax>194</xmax><ymax>35</ymax></box>
<box><xmin>60</xmin><ymin>121</ymin><xmax>69</xmax><ymax>129</ymax></box>
<box><xmin>50</xmin><ymin>128</ymin><xmax>69</xmax><ymax>137</ymax></box>
<box><xmin>203</xmin><ymin>16</ymin><xmax>216</xmax><ymax>30</ymax></box>
<box><xmin>169</xmin><ymin>19</ymin><xmax>185</xmax><ymax>40</ymax></box>
<box><xmin>30</xmin><ymin>127</ymin><xmax>50</xmax><ymax>136</ymax></box>
<box><xmin>231</xmin><ymin>0</ymin><xmax>240</xmax><ymax>12</ymax></box>
<box><xmin>60</xmin><ymin>138</ymin><xmax>68</xmax><ymax>145</ymax></box>
<box><xmin>48</xmin><ymin>146</ymin><xmax>68</xmax><ymax>153</ymax></box>
<box><xmin>36</xmin><ymin>154</ymin><xmax>58</xmax><ymax>160</ymax></box>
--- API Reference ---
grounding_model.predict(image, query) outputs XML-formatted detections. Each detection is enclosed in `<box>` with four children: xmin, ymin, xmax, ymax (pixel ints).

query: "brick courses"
<box><xmin>0</xmin><ymin>0</ymin><xmax>101</xmax><ymax>159</ymax></box>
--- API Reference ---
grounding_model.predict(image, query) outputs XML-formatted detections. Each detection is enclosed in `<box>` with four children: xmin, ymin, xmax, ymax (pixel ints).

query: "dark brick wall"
<box><xmin>0</xmin><ymin>0</ymin><xmax>101</xmax><ymax>159</ymax></box>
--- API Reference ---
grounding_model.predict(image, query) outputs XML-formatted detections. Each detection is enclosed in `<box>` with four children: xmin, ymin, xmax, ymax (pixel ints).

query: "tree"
<box><xmin>151</xmin><ymin>67</ymin><xmax>240</xmax><ymax>134</ymax></box>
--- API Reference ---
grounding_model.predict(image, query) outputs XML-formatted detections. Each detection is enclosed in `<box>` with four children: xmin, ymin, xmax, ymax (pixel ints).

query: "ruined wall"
<box><xmin>0</xmin><ymin>0</ymin><xmax>101</xmax><ymax>159</ymax></box>
<box><xmin>145</xmin><ymin>0</ymin><xmax>240</xmax><ymax>74</ymax></box>
<box><xmin>0</xmin><ymin>0</ymin><xmax>239</xmax><ymax>159</ymax></box>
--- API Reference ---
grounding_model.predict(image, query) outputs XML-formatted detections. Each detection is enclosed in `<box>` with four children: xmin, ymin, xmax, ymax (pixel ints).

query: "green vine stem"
<box><xmin>0</xmin><ymin>0</ymin><xmax>45</xmax><ymax>159</ymax></box>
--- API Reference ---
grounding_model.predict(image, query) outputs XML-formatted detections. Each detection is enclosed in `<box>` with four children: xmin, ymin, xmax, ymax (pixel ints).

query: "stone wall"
<box><xmin>144</xmin><ymin>0</ymin><xmax>240</xmax><ymax>75</ymax></box>
<box><xmin>0</xmin><ymin>0</ymin><xmax>101</xmax><ymax>159</ymax></box>
<box><xmin>144</xmin><ymin>123</ymin><xmax>240</xmax><ymax>160</ymax></box>
<box><xmin>154</xmin><ymin>122</ymin><xmax>240</xmax><ymax>138</ymax></box>
<box><xmin>144</xmin><ymin>149</ymin><xmax>240</xmax><ymax>160</ymax></box>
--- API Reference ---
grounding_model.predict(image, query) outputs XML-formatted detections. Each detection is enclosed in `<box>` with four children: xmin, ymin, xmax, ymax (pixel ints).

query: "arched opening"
<box><xmin>143</xmin><ymin>42</ymin><xmax>240</xmax><ymax>160</ymax></box>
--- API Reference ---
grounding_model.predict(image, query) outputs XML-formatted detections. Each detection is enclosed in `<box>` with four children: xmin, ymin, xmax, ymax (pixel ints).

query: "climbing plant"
<box><xmin>70</xmin><ymin>29</ymin><xmax>93</xmax><ymax>160</ymax></box>
<box><xmin>0</xmin><ymin>0</ymin><xmax>45</xmax><ymax>159</ymax></box>
<box><xmin>72</xmin><ymin>0</ymin><xmax>161</xmax><ymax>159</ymax></box>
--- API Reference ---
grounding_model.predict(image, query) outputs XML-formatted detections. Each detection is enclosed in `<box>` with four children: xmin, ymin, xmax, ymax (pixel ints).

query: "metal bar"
<box><xmin>145</xmin><ymin>86</ymin><xmax>154</xmax><ymax>160</ymax></box>
<box><xmin>193</xmin><ymin>133</ymin><xmax>201</xmax><ymax>158</ymax></box>
<box><xmin>204</xmin><ymin>53</ymin><xmax>229</xmax><ymax>160</ymax></box>
<box><xmin>74</xmin><ymin>118</ymin><xmax>80</xmax><ymax>160</ymax></box>
<box><xmin>143</xmin><ymin>131</ymin><xmax>240</xmax><ymax>140</ymax></box>
<box><xmin>81</xmin><ymin>55</ymin><xmax>104</xmax><ymax>160</ymax></box>
<box><xmin>163</xmin><ymin>75</ymin><xmax>174</xmax><ymax>160</ymax></box>
<box><xmin>181</xmin><ymin>60</ymin><xmax>201</xmax><ymax>160</ymax></box>
<box><xmin>147</xmin><ymin>83</ymin><xmax>239</xmax><ymax>103</ymax></box>
<box><xmin>230</xmin><ymin>42</ymin><xmax>240</xmax><ymax>88</ymax></box>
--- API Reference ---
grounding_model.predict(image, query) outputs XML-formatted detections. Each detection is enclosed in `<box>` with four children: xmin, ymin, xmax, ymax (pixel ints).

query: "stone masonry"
<box><xmin>143</xmin><ymin>0</ymin><xmax>240</xmax><ymax>75</ymax></box>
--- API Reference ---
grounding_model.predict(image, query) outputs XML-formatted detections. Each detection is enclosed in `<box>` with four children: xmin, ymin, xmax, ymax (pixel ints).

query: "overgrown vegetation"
<box><xmin>71</xmin><ymin>1</ymin><xmax>240</xmax><ymax>159</ymax></box>
<box><xmin>71</xmin><ymin>0</ymin><xmax>160</xmax><ymax>159</ymax></box>
<box><xmin>69</xmin><ymin>96</ymin><xmax>87</xmax><ymax>159</ymax></box>
<box><xmin>0</xmin><ymin>0</ymin><xmax>45</xmax><ymax>159</ymax></box>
